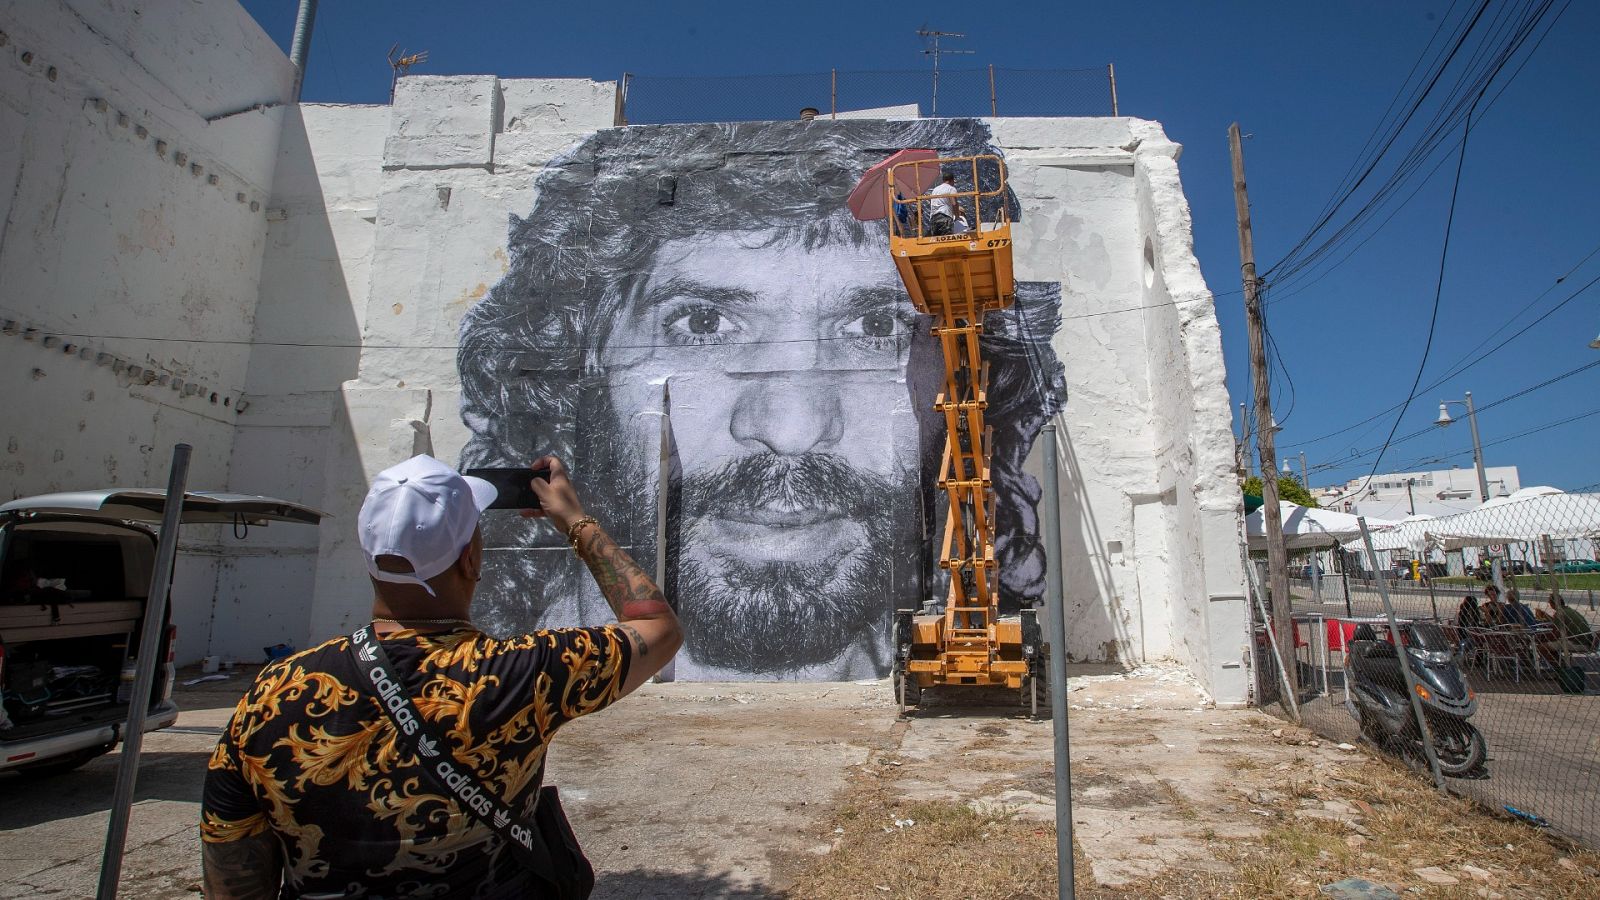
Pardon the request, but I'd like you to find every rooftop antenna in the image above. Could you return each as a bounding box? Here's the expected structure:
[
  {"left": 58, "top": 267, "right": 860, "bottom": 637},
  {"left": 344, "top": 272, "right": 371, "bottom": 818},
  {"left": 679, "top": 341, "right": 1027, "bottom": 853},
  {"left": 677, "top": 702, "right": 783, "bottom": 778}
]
[
  {"left": 388, "top": 44, "right": 429, "bottom": 102},
  {"left": 917, "top": 27, "right": 973, "bottom": 117}
]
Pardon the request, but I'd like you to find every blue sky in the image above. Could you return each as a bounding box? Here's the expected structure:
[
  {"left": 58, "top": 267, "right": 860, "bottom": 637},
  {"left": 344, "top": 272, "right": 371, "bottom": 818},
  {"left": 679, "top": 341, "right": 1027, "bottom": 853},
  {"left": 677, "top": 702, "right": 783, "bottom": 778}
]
[{"left": 241, "top": 1, "right": 1600, "bottom": 492}]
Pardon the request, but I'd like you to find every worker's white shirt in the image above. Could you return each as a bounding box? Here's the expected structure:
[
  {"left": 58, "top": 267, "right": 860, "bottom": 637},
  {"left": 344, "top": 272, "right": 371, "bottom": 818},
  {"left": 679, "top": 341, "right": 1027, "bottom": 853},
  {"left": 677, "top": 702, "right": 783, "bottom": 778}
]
[{"left": 928, "top": 182, "right": 958, "bottom": 218}]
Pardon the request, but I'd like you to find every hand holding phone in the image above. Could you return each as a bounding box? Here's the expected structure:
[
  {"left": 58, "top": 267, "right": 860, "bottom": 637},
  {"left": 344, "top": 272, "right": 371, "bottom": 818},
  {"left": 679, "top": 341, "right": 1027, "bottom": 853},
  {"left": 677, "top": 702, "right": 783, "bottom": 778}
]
[{"left": 465, "top": 466, "right": 551, "bottom": 510}]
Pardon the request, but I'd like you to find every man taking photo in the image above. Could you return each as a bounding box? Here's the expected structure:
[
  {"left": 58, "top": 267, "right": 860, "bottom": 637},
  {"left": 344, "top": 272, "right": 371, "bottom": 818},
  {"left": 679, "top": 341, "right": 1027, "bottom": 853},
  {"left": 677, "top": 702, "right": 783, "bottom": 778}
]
[{"left": 199, "top": 454, "right": 680, "bottom": 898}]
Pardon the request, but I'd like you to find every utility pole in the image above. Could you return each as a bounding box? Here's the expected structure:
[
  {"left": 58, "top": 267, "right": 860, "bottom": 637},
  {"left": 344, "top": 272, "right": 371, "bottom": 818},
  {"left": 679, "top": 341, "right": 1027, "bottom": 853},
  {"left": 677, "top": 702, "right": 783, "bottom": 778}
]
[
  {"left": 917, "top": 27, "right": 974, "bottom": 116},
  {"left": 1230, "top": 122, "right": 1298, "bottom": 710}
]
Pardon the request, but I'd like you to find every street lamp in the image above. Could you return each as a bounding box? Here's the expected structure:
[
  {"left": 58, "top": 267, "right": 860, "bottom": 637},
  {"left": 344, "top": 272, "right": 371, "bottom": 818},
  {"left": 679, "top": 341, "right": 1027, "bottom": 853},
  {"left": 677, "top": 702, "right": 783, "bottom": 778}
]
[
  {"left": 1436, "top": 391, "right": 1500, "bottom": 590},
  {"left": 1434, "top": 392, "right": 1490, "bottom": 503}
]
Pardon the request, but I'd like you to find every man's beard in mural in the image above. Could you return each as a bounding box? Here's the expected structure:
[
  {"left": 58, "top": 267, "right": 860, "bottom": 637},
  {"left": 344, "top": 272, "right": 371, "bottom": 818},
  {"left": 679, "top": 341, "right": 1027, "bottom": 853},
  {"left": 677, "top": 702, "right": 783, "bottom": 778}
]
[{"left": 674, "top": 451, "right": 915, "bottom": 673}]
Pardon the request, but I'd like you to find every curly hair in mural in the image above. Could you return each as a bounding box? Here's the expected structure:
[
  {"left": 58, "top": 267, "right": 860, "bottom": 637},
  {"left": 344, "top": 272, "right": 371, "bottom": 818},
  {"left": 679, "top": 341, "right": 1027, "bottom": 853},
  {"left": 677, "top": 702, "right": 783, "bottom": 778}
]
[{"left": 458, "top": 118, "right": 1065, "bottom": 680}]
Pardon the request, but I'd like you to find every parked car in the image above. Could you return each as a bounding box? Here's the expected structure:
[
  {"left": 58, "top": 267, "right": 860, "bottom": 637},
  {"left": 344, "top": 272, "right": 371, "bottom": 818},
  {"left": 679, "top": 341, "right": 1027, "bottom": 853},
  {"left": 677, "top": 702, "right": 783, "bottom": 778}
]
[
  {"left": 1551, "top": 559, "right": 1600, "bottom": 574},
  {"left": 1, "top": 490, "right": 320, "bottom": 776}
]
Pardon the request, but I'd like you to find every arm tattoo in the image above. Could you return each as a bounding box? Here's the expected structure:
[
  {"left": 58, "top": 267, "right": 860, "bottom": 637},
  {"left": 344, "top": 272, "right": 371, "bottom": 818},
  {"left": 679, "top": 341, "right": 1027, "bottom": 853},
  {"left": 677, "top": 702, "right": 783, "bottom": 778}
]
[
  {"left": 202, "top": 834, "right": 282, "bottom": 900},
  {"left": 575, "top": 524, "right": 672, "bottom": 620},
  {"left": 619, "top": 622, "right": 650, "bottom": 656}
]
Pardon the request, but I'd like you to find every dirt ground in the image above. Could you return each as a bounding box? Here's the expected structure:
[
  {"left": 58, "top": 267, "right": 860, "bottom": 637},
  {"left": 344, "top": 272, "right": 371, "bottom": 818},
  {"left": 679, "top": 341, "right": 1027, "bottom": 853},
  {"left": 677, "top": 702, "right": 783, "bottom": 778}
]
[{"left": 1, "top": 664, "right": 1595, "bottom": 898}]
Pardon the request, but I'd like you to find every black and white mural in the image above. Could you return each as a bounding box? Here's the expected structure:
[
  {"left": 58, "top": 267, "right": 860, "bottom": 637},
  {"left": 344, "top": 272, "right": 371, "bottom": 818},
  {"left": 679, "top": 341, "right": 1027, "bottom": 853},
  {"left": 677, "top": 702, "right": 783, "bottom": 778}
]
[{"left": 458, "top": 118, "right": 1066, "bottom": 680}]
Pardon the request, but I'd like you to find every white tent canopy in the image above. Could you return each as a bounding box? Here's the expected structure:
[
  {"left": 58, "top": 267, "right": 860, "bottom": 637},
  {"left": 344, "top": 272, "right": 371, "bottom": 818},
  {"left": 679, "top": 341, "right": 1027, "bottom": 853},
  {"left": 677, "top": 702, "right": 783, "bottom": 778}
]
[
  {"left": 1246, "top": 502, "right": 1397, "bottom": 551},
  {"left": 1362, "top": 514, "right": 1435, "bottom": 552},
  {"left": 1423, "top": 490, "right": 1600, "bottom": 550}
]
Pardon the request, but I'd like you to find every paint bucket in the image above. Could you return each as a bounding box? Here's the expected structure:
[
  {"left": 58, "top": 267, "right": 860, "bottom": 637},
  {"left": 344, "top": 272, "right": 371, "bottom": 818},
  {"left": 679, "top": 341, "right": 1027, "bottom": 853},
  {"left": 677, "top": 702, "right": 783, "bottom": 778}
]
[{"left": 201, "top": 656, "right": 220, "bottom": 674}]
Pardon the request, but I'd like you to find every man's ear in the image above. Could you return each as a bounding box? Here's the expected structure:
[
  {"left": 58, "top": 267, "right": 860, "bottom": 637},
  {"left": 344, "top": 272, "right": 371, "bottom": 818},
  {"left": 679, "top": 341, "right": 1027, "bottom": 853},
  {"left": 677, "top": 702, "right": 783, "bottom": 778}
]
[{"left": 458, "top": 528, "right": 484, "bottom": 582}]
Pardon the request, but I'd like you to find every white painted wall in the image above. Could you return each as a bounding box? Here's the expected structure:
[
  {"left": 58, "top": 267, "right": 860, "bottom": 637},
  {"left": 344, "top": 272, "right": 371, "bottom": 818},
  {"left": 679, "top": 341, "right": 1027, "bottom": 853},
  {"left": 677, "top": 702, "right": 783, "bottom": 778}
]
[
  {"left": 0, "top": 1, "right": 1249, "bottom": 699},
  {"left": 0, "top": 0, "right": 294, "bottom": 661}
]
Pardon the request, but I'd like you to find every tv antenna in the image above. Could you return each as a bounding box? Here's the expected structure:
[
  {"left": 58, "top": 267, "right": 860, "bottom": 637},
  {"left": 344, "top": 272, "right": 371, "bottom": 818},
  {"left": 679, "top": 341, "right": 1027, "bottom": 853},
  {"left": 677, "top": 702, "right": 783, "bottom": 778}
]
[
  {"left": 917, "top": 27, "right": 973, "bottom": 116},
  {"left": 388, "top": 44, "right": 429, "bottom": 101}
]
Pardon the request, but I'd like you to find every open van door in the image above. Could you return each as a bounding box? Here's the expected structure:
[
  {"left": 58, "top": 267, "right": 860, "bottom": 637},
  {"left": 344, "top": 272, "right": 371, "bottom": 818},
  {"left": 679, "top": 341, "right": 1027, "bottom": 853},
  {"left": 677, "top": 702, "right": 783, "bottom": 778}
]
[{"left": 0, "top": 489, "right": 326, "bottom": 527}]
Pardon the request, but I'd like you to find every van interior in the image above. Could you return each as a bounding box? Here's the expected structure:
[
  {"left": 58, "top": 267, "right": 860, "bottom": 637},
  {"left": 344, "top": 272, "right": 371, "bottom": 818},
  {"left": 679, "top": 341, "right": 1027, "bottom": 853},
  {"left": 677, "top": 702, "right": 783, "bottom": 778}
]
[{"left": 1, "top": 520, "right": 163, "bottom": 740}]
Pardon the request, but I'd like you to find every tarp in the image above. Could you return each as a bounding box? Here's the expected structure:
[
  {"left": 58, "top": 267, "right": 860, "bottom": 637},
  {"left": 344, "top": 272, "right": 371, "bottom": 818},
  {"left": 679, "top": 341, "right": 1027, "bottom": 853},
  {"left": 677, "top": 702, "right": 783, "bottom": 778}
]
[
  {"left": 1246, "top": 502, "right": 1397, "bottom": 551},
  {"left": 1423, "top": 490, "right": 1600, "bottom": 550}
]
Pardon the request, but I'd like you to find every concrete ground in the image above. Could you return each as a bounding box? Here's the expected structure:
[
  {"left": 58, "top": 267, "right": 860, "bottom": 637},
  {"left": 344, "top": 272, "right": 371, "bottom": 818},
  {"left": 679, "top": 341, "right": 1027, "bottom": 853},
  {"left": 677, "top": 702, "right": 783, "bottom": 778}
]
[{"left": 0, "top": 664, "right": 1428, "bottom": 897}]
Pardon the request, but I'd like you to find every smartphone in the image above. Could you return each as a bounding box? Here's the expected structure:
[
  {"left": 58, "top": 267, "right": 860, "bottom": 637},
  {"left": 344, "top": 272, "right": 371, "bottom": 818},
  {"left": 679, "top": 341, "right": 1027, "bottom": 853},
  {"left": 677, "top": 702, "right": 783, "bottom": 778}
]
[{"left": 464, "top": 467, "right": 551, "bottom": 510}]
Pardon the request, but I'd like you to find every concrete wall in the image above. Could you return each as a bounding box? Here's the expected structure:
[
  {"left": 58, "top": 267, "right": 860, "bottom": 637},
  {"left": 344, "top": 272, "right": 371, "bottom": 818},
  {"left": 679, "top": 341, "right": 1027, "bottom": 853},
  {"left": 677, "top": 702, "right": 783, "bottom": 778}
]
[{"left": 0, "top": 0, "right": 294, "bottom": 660}]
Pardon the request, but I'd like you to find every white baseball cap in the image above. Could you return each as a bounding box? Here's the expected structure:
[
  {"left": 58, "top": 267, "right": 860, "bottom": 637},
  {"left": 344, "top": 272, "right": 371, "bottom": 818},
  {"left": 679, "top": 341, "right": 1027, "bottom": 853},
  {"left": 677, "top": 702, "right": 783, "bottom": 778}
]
[{"left": 358, "top": 455, "right": 498, "bottom": 596}]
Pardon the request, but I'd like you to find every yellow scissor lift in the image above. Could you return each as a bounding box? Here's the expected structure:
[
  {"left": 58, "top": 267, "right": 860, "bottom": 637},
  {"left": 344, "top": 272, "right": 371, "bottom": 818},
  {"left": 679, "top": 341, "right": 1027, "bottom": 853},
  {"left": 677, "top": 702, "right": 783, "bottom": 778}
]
[{"left": 887, "top": 155, "right": 1044, "bottom": 715}]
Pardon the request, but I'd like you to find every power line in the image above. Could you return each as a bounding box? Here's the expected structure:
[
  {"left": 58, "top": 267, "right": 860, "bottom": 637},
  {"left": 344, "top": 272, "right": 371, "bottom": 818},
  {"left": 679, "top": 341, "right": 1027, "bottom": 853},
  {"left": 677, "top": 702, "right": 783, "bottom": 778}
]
[
  {"left": 1307, "top": 356, "right": 1600, "bottom": 474},
  {"left": 1264, "top": 0, "right": 1571, "bottom": 307},
  {"left": 1266, "top": 0, "right": 1564, "bottom": 292},
  {"left": 1279, "top": 239, "right": 1600, "bottom": 454},
  {"left": 1336, "top": 70, "right": 1488, "bottom": 502}
]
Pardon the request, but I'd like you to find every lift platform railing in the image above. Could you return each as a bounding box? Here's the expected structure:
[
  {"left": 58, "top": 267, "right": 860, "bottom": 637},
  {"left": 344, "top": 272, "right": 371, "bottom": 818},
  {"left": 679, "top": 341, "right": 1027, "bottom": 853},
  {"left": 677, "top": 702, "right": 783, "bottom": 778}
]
[{"left": 887, "top": 154, "right": 1010, "bottom": 241}]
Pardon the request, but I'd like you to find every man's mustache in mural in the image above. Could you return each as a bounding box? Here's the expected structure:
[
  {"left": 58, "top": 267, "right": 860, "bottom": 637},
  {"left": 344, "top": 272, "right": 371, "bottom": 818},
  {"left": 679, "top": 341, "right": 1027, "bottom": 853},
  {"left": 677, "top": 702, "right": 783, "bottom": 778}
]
[
  {"left": 679, "top": 451, "right": 894, "bottom": 524},
  {"left": 675, "top": 451, "right": 910, "bottom": 672}
]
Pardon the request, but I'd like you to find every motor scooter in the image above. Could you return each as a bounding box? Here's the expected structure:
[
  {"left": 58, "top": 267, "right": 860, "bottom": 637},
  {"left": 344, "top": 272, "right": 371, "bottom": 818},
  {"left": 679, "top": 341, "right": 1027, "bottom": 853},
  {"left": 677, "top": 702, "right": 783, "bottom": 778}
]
[{"left": 1344, "top": 621, "right": 1487, "bottom": 777}]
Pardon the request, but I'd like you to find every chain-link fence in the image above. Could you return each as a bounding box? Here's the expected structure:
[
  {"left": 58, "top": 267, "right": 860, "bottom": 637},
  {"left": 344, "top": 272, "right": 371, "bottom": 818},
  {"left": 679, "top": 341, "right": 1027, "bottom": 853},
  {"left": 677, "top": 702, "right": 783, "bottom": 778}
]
[
  {"left": 1251, "top": 491, "right": 1600, "bottom": 848},
  {"left": 619, "top": 66, "right": 1117, "bottom": 125}
]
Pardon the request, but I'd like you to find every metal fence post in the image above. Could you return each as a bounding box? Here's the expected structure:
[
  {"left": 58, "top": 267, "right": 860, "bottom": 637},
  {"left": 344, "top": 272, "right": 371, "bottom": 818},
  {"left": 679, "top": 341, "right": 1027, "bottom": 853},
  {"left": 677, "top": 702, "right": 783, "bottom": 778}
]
[
  {"left": 97, "top": 443, "right": 190, "bottom": 899},
  {"left": 1246, "top": 562, "right": 1300, "bottom": 723},
  {"left": 988, "top": 64, "right": 997, "bottom": 117},
  {"left": 613, "top": 72, "right": 631, "bottom": 126},
  {"left": 830, "top": 68, "right": 837, "bottom": 119},
  {"left": 1106, "top": 63, "right": 1119, "bottom": 116},
  {"left": 1358, "top": 517, "right": 1446, "bottom": 791},
  {"left": 1040, "top": 424, "right": 1075, "bottom": 900}
]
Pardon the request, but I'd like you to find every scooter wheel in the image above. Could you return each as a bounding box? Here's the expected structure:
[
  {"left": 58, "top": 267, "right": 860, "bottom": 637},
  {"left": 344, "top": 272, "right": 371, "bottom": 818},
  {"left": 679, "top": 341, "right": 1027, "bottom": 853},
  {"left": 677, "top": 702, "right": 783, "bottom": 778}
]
[{"left": 1432, "top": 722, "right": 1487, "bottom": 777}]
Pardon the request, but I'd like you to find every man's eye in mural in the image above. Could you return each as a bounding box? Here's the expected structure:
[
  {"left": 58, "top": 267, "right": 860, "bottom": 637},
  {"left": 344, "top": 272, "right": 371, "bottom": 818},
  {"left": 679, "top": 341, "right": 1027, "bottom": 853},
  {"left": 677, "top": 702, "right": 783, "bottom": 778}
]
[
  {"left": 663, "top": 304, "right": 740, "bottom": 345},
  {"left": 838, "top": 309, "right": 915, "bottom": 350}
]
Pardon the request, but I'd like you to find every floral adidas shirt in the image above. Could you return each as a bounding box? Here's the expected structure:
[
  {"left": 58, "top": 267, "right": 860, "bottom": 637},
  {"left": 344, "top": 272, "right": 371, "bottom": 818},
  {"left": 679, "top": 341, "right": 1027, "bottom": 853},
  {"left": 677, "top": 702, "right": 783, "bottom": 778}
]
[{"left": 201, "top": 625, "right": 631, "bottom": 899}]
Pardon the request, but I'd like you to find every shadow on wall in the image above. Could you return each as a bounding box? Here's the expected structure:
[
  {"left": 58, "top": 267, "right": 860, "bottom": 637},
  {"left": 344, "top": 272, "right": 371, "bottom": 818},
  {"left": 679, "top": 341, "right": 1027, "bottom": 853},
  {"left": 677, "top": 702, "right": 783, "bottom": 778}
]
[
  {"left": 1056, "top": 423, "right": 1126, "bottom": 664},
  {"left": 232, "top": 106, "right": 371, "bottom": 657}
]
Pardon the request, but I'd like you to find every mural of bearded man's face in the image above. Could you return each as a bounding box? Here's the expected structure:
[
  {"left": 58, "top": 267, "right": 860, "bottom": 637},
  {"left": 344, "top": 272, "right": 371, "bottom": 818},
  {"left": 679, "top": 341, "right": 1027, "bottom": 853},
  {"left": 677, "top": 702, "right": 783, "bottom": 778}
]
[{"left": 591, "top": 229, "right": 932, "bottom": 679}]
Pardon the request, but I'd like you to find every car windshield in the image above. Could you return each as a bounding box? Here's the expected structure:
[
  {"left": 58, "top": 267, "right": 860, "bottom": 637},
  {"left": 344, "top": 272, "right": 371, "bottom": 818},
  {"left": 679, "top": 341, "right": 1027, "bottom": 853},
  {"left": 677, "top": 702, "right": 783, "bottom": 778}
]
[{"left": 1409, "top": 622, "right": 1451, "bottom": 652}]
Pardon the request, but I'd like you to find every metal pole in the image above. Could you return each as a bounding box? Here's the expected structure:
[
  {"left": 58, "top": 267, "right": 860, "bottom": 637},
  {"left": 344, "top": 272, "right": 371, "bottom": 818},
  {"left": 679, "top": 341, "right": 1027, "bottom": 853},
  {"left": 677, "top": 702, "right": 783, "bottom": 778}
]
[
  {"left": 652, "top": 383, "right": 674, "bottom": 682},
  {"left": 613, "top": 72, "right": 630, "bottom": 126},
  {"left": 1040, "top": 424, "right": 1074, "bottom": 900},
  {"left": 1301, "top": 452, "right": 1322, "bottom": 603},
  {"left": 1358, "top": 517, "right": 1446, "bottom": 791},
  {"left": 1106, "top": 63, "right": 1119, "bottom": 116},
  {"left": 1463, "top": 392, "right": 1505, "bottom": 592},
  {"left": 988, "top": 64, "right": 997, "bottom": 117},
  {"left": 287, "top": 0, "right": 318, "bottom": 103},
  {"left": 1245, "top": 562, "right": 1300, "bottom": 722},
  {"left": 97, "top": 444, "right": 191, "bottom": 899},
  {"left": 830, "top": 69, "right": 837, "bottom": 119},
  {"left": 1231, "top": 122, "right": 1297, "bottom": 701},
  {"left": 1464, "top": 393, "right": 1489, "bottom": 503}
]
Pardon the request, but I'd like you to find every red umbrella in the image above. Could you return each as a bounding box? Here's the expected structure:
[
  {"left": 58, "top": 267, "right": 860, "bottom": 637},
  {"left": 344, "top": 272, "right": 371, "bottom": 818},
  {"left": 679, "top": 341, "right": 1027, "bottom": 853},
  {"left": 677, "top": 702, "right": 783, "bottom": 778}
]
[{"left": 847, "top": 148, "right": 942, "bottom": 221}]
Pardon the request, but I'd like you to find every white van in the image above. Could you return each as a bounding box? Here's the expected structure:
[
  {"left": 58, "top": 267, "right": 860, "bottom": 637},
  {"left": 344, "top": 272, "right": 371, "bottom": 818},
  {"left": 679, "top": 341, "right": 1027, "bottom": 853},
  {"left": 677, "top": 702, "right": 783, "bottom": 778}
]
[{"left": 0, "top": 490, "right": 320, "bottom": 775}]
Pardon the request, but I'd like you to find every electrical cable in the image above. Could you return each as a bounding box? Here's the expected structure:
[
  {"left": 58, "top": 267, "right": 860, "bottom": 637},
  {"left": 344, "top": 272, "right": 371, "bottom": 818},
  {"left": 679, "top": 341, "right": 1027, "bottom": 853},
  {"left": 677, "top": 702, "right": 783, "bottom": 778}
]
[
  {"left": 1283, "top": 261, "right": 1600, "bottom": 456},
  {"left": 1266, "top": 0, "right": 1564, "bottom": 294},
  {"left": 1264, "top": 0, "right": 1571, "bottom": 306},
  {"left": 1306, "top": 357, "right": 1600, "bottom": 474},
  {"left": 1331, "top": 77, "right": 1484, "bottom": 501}
]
